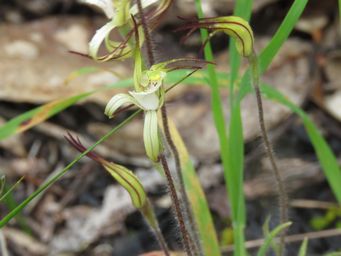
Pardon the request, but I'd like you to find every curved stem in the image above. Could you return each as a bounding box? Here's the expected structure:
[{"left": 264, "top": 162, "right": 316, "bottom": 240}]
[{"left": 249, "top": 52, "right": 288, "bottom": 255}]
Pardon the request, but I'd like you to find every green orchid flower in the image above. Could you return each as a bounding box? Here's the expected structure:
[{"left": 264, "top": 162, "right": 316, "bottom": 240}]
[
  {"left": 105, "top": 54, "right": 209, "bottom": 162},
  {"left": 80, "top": 0, "right": 171, "bottom": 61},
  {"left": 104, "top": 67, "right": 165, "bottom": 162}
]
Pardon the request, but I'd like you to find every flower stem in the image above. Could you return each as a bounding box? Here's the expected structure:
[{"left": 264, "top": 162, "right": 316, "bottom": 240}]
[
  {"left": 159, "top": 154, "right": 194, "bottom": 256},
  {"left": 140, "top": 200, "right": 170, "bottom": 256},
  {"left": 249, "top": 52, "right": 288, "bottom": 255},
  {"left": 160, "top": 104, "right": 203, "bottom": 256},
  {"left": 136, "top": 1, "right": 197, "bottom": 255},
  {"left": 136, "top": 0, "right": 155, "bottom": 67}
]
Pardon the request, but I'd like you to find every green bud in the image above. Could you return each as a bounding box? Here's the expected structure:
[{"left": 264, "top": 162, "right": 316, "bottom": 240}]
[{"left": 103, "top": 162, "right": 147, "bottom": 208}]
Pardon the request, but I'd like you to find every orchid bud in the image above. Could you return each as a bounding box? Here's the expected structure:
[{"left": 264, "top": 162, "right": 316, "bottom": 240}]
[
  {"left": 178, "top": 16, "right": 254, "bottom": 57},
  {"left": 66, "top": 134, "right": 146, "bottom": 208},
  {"left": 103, "top": 162, "right": 146, "bottom": 208}
]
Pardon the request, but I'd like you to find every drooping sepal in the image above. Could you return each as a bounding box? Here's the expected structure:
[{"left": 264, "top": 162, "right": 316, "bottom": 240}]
[
  {"left": 143, "top": 110, "right": 161, "bottom": 162},
  {"left": 104, "top": 93, "right": 138, "bottom": 118}
]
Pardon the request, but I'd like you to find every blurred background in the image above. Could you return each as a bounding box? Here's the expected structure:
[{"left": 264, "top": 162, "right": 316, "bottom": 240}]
[{"left": 0, "top": 0, "right": 341, "bottom": 255}]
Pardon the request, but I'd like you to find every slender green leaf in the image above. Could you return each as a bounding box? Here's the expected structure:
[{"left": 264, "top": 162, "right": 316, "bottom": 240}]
[
  {"left": 0, "top": 110, "right": 141, "bottom": 227},
  {"left": 193, "top": 0, "right": 246, "bottom": 255},
  {"left": 168, "top": 119, "right": 221, "bottom": 256},
  {"left": 339, "top": 0, "right": 341, "bottom": 30},
  {"left": 238, "top": 0, "right": 308, "bottom": 99},
  {"left": 0, "top": 177, "right": 24, "bottom": 202},
  {"left": 257, "top": 222, "right": 292, "bottom": 256},
  {"left": 64, "top": 66, "right": 101, "bottom": 84},
  {"left": 298, "top": 238, "right": 309, "bottom": 256},
  {"left": 0, "top": 92, "right": 93, "bottom": 140},
  {"left": 228, "top": 1, "right": 253, "bottom": 254},
  {"left": 261, "top": 84, "right": 341, "bottom": 203},
  {"left": 0, "top": 175, "right": 5, "bottom": 196},
  {"left": 258, "top": 0, "right": 309, "bottom": 73}
]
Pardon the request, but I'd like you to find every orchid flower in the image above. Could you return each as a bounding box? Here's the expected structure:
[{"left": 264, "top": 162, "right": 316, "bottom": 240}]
[
  {"left": 79, "top": 0, "right": 170, "bottom": 61},
  {"left": 105, "top": 54, "right": 209, "bottom": 162},
  {"left": 104, "top": 64, "right": 165, "bottom": 162}
]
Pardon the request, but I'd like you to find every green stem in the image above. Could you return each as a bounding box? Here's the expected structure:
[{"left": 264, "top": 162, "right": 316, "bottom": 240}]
[{"left": 141, "top": 200, "right": 170, "bottom": 256}]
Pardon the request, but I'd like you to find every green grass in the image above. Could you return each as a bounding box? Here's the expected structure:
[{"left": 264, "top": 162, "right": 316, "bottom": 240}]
[
  {"left": 2, "top": 1, "right": 341, "bottom": 254},
  {"left": 298, "top": 238, "right": 309, "bottom": 256},
  {"left": 193, "top": 0, "right": 246, "bottom": 254},
  {"left": 257, "top": 222, "right": 292, "bottom": 256},
  {"left": 193, "top": 0, "right": 308, "bottom": 255},
  {"left": 0, "top": 110, "right": 141, "bottom": 227}
]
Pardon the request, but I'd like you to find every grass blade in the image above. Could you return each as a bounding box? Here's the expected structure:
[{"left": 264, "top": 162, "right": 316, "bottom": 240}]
[
  {"left": 228, "top": 0, "right": 253, "bottom": 254},
  {"left": 193, "top": 0, "right": 248, "bottom": 254},
  {"left": 298, "top": 238, "right": 309, "bottom": 256},
  {"left": 258, "top": 0, "right": 308, "bottom": 73},
  {"left": 339, "top": 0, "right": 341, "bottom": 29},
  {"left": 260, "top": 84, "right": 341, "bottom": 204},
  {"left": 168, "top": 118, "right": 221, "bottom": 256},
  {"left": 238, "top": 0, "right": 308, "bottom": 99},
  {"left": 0, "top": 92, "right": 93, "bottom": 140},
  {"left": 0, "top": 177, "right": 24, "bottom": 202},
  {"left": 257, "top": 222, "right": 292, "bottom": 256},
  {"left": 0, "top": 110, "right": 141, "bottom": 227}
]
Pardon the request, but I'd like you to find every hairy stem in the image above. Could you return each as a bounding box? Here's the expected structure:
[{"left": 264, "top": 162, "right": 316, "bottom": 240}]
[
  {"left": 160, "top": 104, "right": 203, "bottom": 256},
  {"left": 249, "top": 53, "right": 288, "bottom": 255},
  {"left": 136, "top": 0, "right": 155, "bottom": 66},
  {"left": 141, "top": 200, "right": 170, "bottom": 256},
  {"left": 160, "top": 154, "right": 193, "bottom": 256}
]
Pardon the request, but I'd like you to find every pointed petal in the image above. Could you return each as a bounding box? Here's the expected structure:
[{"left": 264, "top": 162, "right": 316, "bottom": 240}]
[
  {"left": 143, "top": 111, "right": 160, "bottom": 162},
  {"left": 89, "top": 20, "right": 117, "bottom": 60},
  {"left": 79, "top": 0, "right": 115, "bottom": 19},
  {"left": 104, "top": 162, "right": 146, "bottom": 208},
  {"left": 104, "top": 93, "right": 137, "bottom": 118}
]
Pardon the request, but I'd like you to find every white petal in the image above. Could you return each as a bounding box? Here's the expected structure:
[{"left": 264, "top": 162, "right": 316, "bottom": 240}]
[
  {"left": 143, "top": 111, "right": 160, "bottom": 162},
  {"left": 89, "top": 20, "right": 116, "bottom": 60},
  {"left": 105, "top": 93, "right": 137, "bottom": 117},
  {"left": 79, "top": 0, "right": 115, "bottom": 18},
  {"left": 129, "top": 91, "right": 160, "bottom": 111}
]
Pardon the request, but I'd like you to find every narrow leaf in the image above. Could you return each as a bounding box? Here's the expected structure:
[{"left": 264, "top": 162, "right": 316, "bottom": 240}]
[
  {"left": 257, "top": 222, "right": 292, "bottom": 256},
  {"left": 0, "top": 177, "right": 24, "bottom": 202},
  {"left": 261, "top": 84, "right": 341, "bottom": 204},
  {"left": 0, "top": 110, "right": 140, "bottom": 227},
  {"left": 298, "top": 238, "right": 308, "bottom": 256},
  {"left": 167, "top": 118, "right": 221, "bottom": 256}
]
